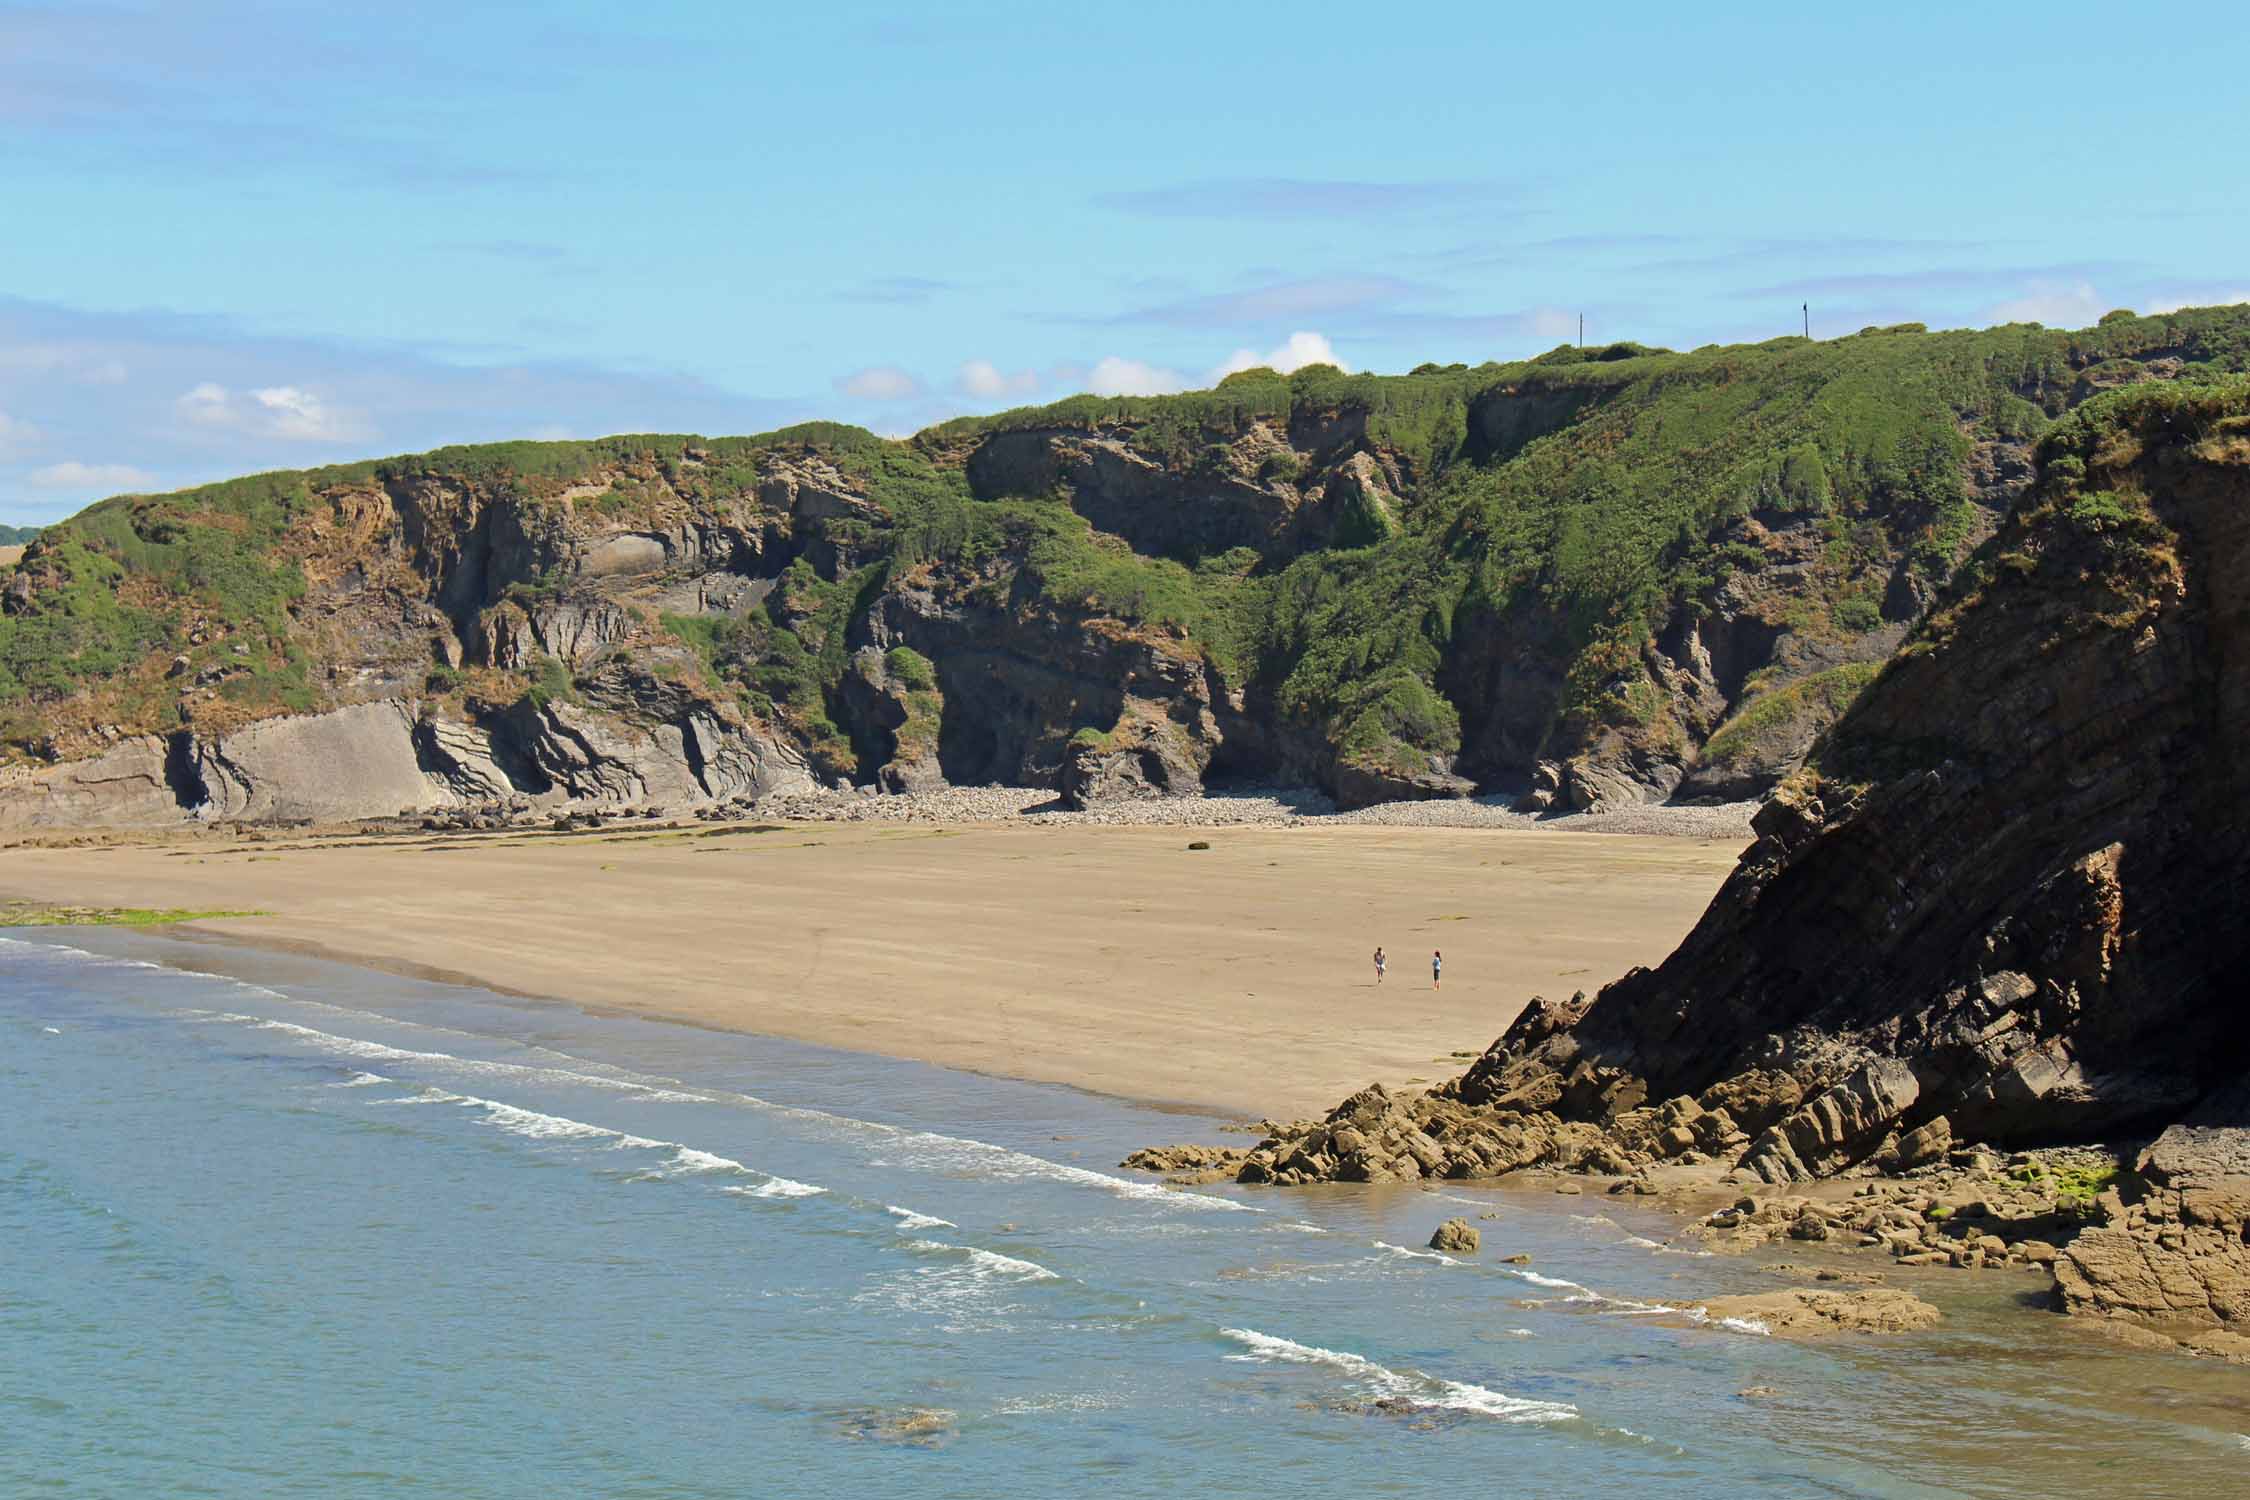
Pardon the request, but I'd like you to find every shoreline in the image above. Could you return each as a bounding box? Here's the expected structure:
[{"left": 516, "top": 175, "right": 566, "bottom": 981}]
[{"left": 0, "top": 813, "right": 1748, "bottom": 1120}]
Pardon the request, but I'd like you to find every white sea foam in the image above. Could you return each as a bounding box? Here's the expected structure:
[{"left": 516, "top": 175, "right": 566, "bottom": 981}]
[
  {"left": 1218, "top": 1328, "right": 1576, "bottom": 1424},
  {"left": 334, "top": 1071, "right": 391, "bottom": 1087},
  {"left": 1373, "top": 1240, "right": 1459, "bottom": 1266},
  {"left": 196, "top": 987, "right": 1247, "bottom": 1218},
  {"left": 885, "top": 1206, "right": 956, "bottom": 1230},
  {"left": 1621, "top": 1233, "right": 1714, "bottom": 1258},
  {"left": 195, "top": 1012, "right": 707, "bottom": 1101},
  {"left": 965, "top": 1248, "right": 1057, "bottom": 1280},
  {"left": 2, "top": 940, "right": 96, "bottom": 960},
  {"left": 1507, "top": 1328, "right": 1536, "bottom": 1337},
  {"left": 359, "top": 1084, "right": 823, "bottom": 1198},
  {"left": 42, "top": 1026, "right": 61, "bottom": 1035},
  {"left": 372, "top": 1086, "right": 469, "bottom": 1105},
  {"left": 885, "top": 1128, "right": 1258, "bottom": 1212},
  {"left": 902, "top": 1238, "right": 1057, "bottom": 1280},
  {"left": 475, "top": 1100, "right": 620, "bottom": 1142},
  {"left": 1515, "top": 1270, "right": 1592, "bottom": 1293},
  {"left": 1684, "top": 1307, "right": 1771, "bottom": 1336},
  {"left": 1273, "top": 1221, "right": 1327, "bottom": 1234},
  {"left": 735, "top": 1177, "right": 826, "bottom": 1199}
]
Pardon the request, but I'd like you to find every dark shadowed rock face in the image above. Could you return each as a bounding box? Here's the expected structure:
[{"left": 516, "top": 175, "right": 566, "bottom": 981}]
[
  {"left": 1205, "top": 382, "right": 2250, "bottom": 1201},
  {"left": 1566, "top": 381, "right": 2250, "bottom": 1159}
]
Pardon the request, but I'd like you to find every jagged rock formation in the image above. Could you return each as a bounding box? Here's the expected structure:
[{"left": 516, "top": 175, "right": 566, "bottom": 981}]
[
  {"left": 4, "top": 310, "right": 2249, "bottom": 825},
  {"left": 1152, "top": 380, "right": 2250, "bottom": 1350}
]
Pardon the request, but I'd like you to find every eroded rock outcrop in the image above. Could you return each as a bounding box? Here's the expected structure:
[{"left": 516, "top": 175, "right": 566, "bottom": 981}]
[
  {"left": 2053, "top": 1093, "right": 2250, "bottom": 1356},
  {"left": 1137, "top": 383, "right": 2250, "bottom": 1352}
]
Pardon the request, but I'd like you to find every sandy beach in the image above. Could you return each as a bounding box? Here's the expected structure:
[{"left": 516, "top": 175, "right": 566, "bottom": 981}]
[{"left": 2, "top": 818, "right": 1745, "bottom": 1118}]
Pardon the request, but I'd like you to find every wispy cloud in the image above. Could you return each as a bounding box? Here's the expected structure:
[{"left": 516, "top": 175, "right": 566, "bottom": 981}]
[
  {"left": 176, "top": 382, "right": 366, "bottom": 443},
  {"left": 0, "top": 2, "right": 569, "bottom": 189},
  {"left": 1098, "top": 177, "right": 1525, "bottom": 222},
  {"left": 0, "top": 294, "right": 814, "bottom": 522},
  {"left": 835, "top": 366, "right": 923, "bottom": 401},
  {"left": 954, "top": 360, "right": 1042, "bottom": 400}
]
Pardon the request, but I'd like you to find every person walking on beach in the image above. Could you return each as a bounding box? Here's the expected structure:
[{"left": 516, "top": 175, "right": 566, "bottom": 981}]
[
  {"left": 1432, "top": 950, "right": 1443, "bottom": 990},
  {"left": 1373, "top": 947, "right": 1387, "bottom": 984}
]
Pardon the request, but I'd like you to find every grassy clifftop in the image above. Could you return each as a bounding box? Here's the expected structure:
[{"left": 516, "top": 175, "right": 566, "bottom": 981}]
[{"left": 5, "top": 305, "right": 2249, "bottom": 799}]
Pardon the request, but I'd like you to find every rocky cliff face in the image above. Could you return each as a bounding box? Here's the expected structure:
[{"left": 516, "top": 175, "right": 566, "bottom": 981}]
[
  {"left": 4, "top": 312, "right": 2248, "bottom": 826},
  {"left": 1569, "top": 380, "right": 2250, "bottom": 1160},
  {"left": 1231, "top": 379, "right": 2250, "bottom": 1181},
  {"left": 1190, "top": 384, "right": 2250, "bottom": 1353}
]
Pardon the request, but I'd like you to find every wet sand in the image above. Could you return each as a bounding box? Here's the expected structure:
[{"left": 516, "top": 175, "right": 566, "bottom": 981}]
[{"left": 2, "top": 819, "right": 1746, "bottom": 1118}]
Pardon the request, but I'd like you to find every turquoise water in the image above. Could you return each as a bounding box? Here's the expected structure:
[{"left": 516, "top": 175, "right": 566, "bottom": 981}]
[{"left": 5, "top": 930, "right": 2245, "bottom": 1498}]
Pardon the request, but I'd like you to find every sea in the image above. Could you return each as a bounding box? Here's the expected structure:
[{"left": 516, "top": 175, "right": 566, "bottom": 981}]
[{"left": 5, "top": 927, "right": 2245, "bottom": 1498}]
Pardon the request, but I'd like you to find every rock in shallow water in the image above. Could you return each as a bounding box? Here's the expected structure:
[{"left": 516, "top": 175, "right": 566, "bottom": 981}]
[
  {"left": 1428, "top": 1218, "right": 1480, "bottom": 1254},
  {"left": 1678, "top": 1288, "right": 1941, "bottom": 1338}
]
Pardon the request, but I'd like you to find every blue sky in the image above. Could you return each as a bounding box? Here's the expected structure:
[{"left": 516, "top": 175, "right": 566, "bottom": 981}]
[{"left": 3, "top": 0, "right": 2245, "bottom": 524}]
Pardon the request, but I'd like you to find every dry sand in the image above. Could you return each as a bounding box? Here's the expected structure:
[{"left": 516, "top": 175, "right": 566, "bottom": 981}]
[{"left": 2, "top": 819, "right": 1746, "bottom": 1119}]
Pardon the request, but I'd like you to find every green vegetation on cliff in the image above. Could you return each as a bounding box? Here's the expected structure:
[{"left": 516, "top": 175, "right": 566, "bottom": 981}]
[{"left": 6, "top": 306, "right": 2249, "bottom": 795}]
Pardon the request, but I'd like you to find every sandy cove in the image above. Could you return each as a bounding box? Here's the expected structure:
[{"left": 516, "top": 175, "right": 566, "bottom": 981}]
[{"left": 1, "top": 818, "right": 1744, "bottom": 1118}]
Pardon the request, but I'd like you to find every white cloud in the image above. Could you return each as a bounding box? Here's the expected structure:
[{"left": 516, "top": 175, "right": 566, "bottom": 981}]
[
  {"left": 0, "top": 409, "right": 38, "bottom": 455},
  {"left": 30, "top": 460, "right": 156, "bottom": 491},
  {"left": 1211, "top": 330, "right": 1348, "bottom": 380},
  {"left": 178, "top": 380, "right": 234, "bottom": 427},
  {"left": 2147, "top": 289, "right": 2250, "bottom": 315},
  {"left": 955, "top": 359, "right": 1042, "bottom": 400},
  {"left": 1086, "top": 355, "right": 1188, "bottom": 397},
  {"left": 176, "top": 380, "right": 360, "bottom": 441},
  {"left": 1985, "top": 281, "right": 2103, "bottom": 328},
  {"left": 250, "top": 385, "right": 349, "bottom": 439},
  {"left": 836, "top": 365, "right": 922, "bottom": 401}
]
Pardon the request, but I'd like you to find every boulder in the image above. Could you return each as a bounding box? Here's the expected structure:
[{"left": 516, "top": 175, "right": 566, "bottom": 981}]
[
  {"left": 1895, "top": 1116, "right": 1952, "bottom": 1169},
  {"left": 1428, "top": 1218, "right": 1480, "bottom": 1254}
]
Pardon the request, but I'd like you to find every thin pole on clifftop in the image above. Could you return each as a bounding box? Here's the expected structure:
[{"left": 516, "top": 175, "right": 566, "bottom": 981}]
[
  {"left": 1579, "top": 313, "right": 1583, "bottom": 347},
  {"left": 1803, "top": 303, "right": 1810, "bottom": 339}
]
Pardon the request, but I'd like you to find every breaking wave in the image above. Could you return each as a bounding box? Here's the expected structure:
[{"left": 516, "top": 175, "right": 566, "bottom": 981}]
[{"left": 1219, "top": 1328, "right": 1577, "bottom": 1424}]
